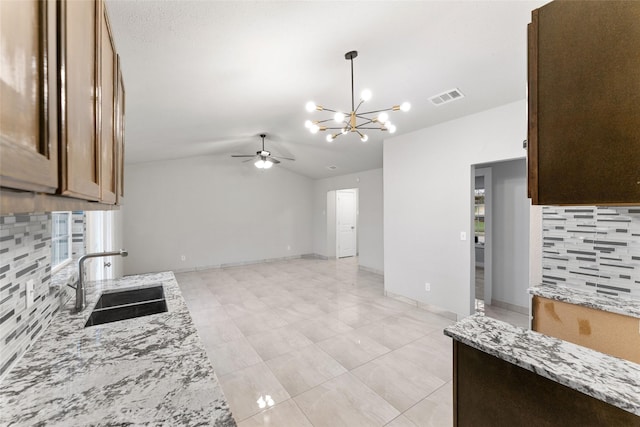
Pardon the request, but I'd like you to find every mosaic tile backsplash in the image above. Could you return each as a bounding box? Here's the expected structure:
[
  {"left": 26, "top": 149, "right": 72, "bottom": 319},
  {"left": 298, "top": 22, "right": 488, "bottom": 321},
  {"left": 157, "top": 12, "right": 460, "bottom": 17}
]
[
  {"left": 0, "top": 212, "right": 85, "bottom": 379},
  {"left": 542, "top": 206, "right": 640, "bottom": 299}
]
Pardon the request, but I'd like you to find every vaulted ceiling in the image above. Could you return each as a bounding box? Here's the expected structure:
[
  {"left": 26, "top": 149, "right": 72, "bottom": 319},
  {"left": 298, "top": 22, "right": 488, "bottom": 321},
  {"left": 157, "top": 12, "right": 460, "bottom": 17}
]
[{"left": 106, "top": 0, "right": 548, "bottom": 179}]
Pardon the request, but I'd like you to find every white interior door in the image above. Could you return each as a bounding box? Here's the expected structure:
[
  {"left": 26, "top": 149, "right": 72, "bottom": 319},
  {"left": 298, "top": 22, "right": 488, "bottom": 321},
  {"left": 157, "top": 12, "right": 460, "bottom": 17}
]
[{"left": 337, "top": 189, "right": 357, "bottom": 258}]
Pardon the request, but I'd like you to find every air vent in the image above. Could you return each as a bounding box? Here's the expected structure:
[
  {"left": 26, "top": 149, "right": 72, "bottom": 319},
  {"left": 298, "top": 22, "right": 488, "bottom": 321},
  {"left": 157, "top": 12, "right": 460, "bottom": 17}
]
[
  {"left": 429, "top": 88, "right": 464, "bottom": 106},
  {"left": 326, "top": 165, "right": 338, "bottom": 170}
]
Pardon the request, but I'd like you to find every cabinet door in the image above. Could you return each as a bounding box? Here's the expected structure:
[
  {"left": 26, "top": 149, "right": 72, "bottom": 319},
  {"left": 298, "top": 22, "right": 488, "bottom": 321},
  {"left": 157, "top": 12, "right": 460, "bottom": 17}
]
[
  {"left": 100, "top": 5, "right": 117, "bottom": 204},
  {"left": 0, "top": 0, "right": 58, "bottom": 193},
  {"left": 58, "top": 0, "right": 101, "bottom": 201},
  {"left": 528, "top": 1, "right": 640, "bottom": 205},
  {"left": 115, "top": 57, "right": 125, "bottom": 205}
]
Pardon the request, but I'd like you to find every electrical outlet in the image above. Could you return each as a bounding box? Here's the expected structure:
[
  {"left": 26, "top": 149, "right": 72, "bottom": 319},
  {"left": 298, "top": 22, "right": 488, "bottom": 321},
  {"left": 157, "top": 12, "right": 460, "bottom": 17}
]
[
  {"left": 425, "top": 282, "right": 431, "bottom": 292},
  {"left": 25, "top": 279, "right": 35, "bottom": 308},
  {"left": 180, "top": 255, "right": 186, "bottom": 261}
]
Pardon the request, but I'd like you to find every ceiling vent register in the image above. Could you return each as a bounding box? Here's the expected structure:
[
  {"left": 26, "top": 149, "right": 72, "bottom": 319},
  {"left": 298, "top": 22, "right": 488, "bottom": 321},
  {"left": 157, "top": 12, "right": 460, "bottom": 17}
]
[{"left": 429, "top": 88, "right": 464, "bottom": 106}]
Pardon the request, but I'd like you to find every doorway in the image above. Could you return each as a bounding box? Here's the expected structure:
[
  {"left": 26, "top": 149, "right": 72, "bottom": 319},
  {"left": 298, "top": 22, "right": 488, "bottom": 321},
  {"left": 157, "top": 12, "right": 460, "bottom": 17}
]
[
  {"left": 474, "top": 167, "right": 492, "bottom": 311},
  {"left": 472, "top": 159, "right": 530, "bottom": 329},
  {"left": 326, "top": 188, "right": 359, "bottom": 259}
]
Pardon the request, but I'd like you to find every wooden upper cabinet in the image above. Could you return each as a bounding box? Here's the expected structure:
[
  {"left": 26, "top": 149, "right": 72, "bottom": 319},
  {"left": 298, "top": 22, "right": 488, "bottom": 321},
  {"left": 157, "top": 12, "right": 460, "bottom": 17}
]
[
  {"left": 100, "top": 6, "right": 117, "bottom": 204},
  {"left": 58, "top": 0, "right": 101, "bottom": 201},
  {"left": 528, "top": 1, "right": 640, "bottom": 205},
  {"left": 115, "top": 57, "right": 125, "bottom": 205},
  {"left": 0, "top": 0, "right": 58, "bottom": 193}
]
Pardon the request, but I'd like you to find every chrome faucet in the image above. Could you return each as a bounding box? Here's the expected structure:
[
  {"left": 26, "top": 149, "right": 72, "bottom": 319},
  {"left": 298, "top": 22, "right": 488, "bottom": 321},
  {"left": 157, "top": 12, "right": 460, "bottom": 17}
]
[{"left": 72, "top": 249, "right": 128, "bottom": 311}]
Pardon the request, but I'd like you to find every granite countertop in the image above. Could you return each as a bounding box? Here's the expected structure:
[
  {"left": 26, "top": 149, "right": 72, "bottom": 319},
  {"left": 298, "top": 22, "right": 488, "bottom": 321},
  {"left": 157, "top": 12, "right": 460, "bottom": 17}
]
[
  {"left": 529, "top": 283, "right": 640, "bottom": 319},
  {"left": 444, "top": 315, "right": 640, "bottom": 417},
  {"left": 0, "top": 271, "right": 236, "bottom": 426}
]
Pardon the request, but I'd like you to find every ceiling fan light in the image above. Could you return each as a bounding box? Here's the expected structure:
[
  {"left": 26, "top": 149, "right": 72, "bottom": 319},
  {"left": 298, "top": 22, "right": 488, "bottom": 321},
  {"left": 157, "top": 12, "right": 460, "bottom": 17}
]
[
  {"left": 334, "top": 112, "right": 345, "bottom": 123},
  {"left": 305, "top": 101, "right": 317, "bottom": 112},
  {"left": 310, "top": 124, "right": 320, "bottom": 134},
  {"left": 377, "top": 112, "right": 389, "bottom": 124},
  {"left": 400, "top": 102, "right": 411, "bottom": 112},
  {"left": 361, "top": 89, "right": 372, "bottom": 101},
  {"left": 360, "top": 134, "right": 369, "bottom": 142},
  {"left": 254, "top": 159, "right": 265, "bottom": 169},
  {"left": 263, "top": 159, "right": 273, "bottom": 169}
]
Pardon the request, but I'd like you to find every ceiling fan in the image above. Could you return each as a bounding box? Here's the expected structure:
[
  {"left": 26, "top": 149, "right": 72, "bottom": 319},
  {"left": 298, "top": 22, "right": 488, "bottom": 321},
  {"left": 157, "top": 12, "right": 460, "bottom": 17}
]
[{"left": 231, "top": 134, "right": 295, "bottom": 169}]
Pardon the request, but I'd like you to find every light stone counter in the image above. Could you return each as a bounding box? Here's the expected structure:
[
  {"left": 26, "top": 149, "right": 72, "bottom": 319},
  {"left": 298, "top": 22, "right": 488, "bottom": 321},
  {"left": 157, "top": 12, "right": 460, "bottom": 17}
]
[
  {"left": 444, "top": 314, "right": 640, "bottom": 417},
  {"left": 0, "top": 271, "right": 236, "bottom": 426},
  {"left": 529, "top": 283, "right": 640, "bottom": 318}
]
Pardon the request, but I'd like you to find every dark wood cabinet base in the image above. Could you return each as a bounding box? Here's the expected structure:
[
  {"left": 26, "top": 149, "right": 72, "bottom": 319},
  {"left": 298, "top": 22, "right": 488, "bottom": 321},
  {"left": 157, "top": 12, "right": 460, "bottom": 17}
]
[{"left": 453, "top": 341, "right": 640, "bottom": 426}]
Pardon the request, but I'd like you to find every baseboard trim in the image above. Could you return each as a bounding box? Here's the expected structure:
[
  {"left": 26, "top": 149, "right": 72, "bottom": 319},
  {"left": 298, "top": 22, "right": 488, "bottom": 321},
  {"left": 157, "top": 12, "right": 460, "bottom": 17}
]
[
  {"left": 169, "top": 255, "right": 306, "bottom": 275},
  {"left": 359, "top": 265, "right": 384, "bottom": 276},
  {"left": 490, "top": 299, "right": 528, "bottom": 315},
  {"left": 301, "top": 253, "right": 328, "bottom": 260},
  {"left": 384, "top": 290, "right": 458, "bottom": 321}
]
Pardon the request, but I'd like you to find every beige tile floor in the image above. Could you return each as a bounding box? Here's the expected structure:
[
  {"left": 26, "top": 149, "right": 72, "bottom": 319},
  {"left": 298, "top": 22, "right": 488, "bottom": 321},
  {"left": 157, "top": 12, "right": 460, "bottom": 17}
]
[{"left": 176, "top": 257, "right": 457, "bottom": 426}]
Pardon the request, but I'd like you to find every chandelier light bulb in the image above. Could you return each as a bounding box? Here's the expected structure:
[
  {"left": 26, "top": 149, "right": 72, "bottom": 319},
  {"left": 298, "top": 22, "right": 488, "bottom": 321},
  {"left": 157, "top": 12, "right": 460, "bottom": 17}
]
[
  {"left": 341, "top": 127, "right": 348, "bottom": 135},
  {"left": 360, "top": 134, "right": 369, "bottom": 142},
  {"left": 310, "top": 124, "right": 320, "bottom": 134},
  {"left": 400, "top": 102, "right": 411, "bottom": 112},
  {"left": 388, "top": 124, "right": 397, "bottom": 133},
  {"left": 377, "top": 112, "right": 389, "bottom": 124},
  {"left": 326, "top": 134, "right": 334, "bottom": 142},
  {"left": 254, "top": 159, "right": 265, "bottom": 169},
  {"left": 306, "top": 101, "right": 317, "bottom": 112},
  {"left": 334, "top": 112, "right": 345, "bottom": 123},
  {"left": 304, "top": 120, "right": 313, "bottom": 129},
  {"left": 263, "top": 159, "right": 273, "bottom": 169},
  {"left": 361, "top": 89, "right": 372, "bottom": 101}
]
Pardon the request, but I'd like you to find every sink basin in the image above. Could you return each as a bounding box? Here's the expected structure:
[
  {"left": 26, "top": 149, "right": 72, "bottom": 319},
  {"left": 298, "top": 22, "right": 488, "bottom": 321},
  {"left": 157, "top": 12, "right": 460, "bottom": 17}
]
[
  {"left": 84, "top": 285, "right": 168, "bottom": 327},
  {"left": 94, "top": 285, "right": 165, "bottom": 309}
]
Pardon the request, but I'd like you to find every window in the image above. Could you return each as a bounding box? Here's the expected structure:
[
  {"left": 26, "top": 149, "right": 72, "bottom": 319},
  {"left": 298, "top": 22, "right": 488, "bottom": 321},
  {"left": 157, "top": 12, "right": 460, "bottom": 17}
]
[{"left": 52, "top": 211, "right": 72, "bottom": 272}]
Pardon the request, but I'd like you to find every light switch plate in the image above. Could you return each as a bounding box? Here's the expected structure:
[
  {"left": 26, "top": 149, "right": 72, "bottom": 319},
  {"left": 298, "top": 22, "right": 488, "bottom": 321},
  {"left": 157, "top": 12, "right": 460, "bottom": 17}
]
[{"left": 460, "top": 232, "right": 467, "bottom": 241}]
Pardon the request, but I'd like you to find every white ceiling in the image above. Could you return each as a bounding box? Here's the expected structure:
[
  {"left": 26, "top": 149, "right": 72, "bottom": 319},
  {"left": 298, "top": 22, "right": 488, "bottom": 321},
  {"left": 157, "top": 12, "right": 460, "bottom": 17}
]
[{"left": 106, "top": 0, "right": 548, "bottom": 179}]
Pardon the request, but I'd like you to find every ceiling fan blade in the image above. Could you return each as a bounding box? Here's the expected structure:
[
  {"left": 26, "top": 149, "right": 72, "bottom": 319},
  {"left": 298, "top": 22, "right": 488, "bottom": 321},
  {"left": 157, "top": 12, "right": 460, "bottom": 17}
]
[
  {"left": 269, "top": 158, "right": 281, "bottom": 164},
  {"left": 231, "top": 154, "right": 257, "bottom": 158},
  {"left": 271, "top": 156, "right": 295, "bottom": 161},
  {"left": 242, "top": 158, "right": 256, "bottom": 163}
]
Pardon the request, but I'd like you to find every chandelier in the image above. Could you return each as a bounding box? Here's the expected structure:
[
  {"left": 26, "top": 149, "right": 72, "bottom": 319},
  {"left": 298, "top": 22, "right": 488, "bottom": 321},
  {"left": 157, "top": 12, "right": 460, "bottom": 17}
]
[{"left": 305, "top": 51, "right": 410, "bottom": 143}]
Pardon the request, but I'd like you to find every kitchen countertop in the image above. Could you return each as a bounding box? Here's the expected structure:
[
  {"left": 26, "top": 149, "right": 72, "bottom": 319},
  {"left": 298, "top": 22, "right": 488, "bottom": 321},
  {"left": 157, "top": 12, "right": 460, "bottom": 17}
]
[
  {"left": 444, "top": 314, "right": 640, "bottom": 417},
  {"left": 529, "top": 283, "right": 640, "bottom": 319},
  {"left": 0, "top": 271, "right": 236, "bottom": 426}
]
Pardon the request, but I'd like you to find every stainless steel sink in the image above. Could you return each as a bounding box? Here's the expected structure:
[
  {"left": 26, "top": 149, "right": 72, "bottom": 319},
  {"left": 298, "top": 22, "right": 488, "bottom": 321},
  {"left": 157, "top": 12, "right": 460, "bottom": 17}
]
[{"left": 84, "top": 284, "right": 168, "bottom": 327}]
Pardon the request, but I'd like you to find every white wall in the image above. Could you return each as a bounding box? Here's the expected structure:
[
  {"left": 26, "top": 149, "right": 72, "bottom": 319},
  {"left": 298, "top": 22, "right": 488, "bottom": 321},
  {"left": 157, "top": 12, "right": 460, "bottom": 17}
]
[
  {"left": 489, "top": 158, "right": 530, "bottom": 309},
  {"left": 123, "top": 155, "right": 313, "bottom": 275},
  {"left": 384, "top": 100, "right": 529, "bottom": 318},
  {"left": 313, "top": 168, "right": 384, "bottom": 273}
]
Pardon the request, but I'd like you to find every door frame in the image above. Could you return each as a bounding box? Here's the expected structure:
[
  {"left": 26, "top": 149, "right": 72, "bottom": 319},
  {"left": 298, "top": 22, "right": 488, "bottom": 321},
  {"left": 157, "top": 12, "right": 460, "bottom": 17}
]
[
  {"left": 472, "top": 167, "right": 492, "bottom": 308},
  {"left": 336, "top": 188, "right": 358, "bottom": 258},
  {"left": 326, "top": 188, "right": 359, "bottom": 260}
]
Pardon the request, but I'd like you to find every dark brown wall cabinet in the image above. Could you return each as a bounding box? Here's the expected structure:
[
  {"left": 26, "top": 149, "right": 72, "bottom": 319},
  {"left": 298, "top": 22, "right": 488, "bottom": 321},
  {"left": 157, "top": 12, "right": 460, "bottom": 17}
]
[
  {"left": 0, "top": 0, "right": 125, "bottom": 213},
  {"left": 528, "top": 1, "right": 640, "bottom": 205}
]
